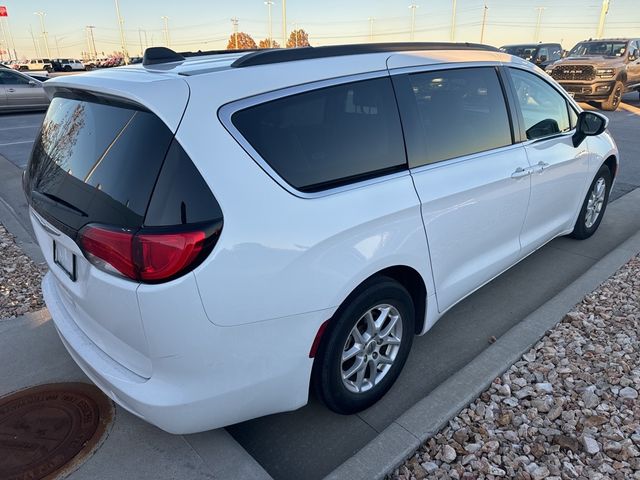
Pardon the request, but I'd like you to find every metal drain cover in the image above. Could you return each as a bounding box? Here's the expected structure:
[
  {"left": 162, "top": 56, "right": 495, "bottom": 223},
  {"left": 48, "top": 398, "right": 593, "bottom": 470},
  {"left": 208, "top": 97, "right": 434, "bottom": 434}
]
[{"left": 0, "top": 383, "right": 113, "bottom": 480}]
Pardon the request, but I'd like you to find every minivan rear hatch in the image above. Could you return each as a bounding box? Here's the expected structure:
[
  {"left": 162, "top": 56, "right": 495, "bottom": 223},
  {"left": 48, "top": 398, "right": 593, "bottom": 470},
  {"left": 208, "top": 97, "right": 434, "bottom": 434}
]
[{"left": 24, "top": 76, "right": 190, "bottom": 378}]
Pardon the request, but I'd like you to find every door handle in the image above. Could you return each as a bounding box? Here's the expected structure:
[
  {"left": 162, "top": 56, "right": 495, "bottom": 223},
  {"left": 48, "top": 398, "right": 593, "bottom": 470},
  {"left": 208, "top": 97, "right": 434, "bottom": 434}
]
[
  {"left": 511, "top": 167, "right": 531, "bottom": 179},
  {"left": 533, "top": 161, "right": 550, "bottom": 174},
  {"left": 7, "top": 88, "right": 15, "bottom": 92}
]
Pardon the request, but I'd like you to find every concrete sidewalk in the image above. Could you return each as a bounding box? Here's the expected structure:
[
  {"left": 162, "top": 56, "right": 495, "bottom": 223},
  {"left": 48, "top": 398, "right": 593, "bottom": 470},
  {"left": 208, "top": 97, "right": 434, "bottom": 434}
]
[{"left": 0, "top": 310, "right": 271, "bottom": 480}]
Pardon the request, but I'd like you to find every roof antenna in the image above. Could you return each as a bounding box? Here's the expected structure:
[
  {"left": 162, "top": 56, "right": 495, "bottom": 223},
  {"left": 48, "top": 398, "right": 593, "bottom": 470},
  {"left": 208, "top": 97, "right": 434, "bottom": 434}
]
[{"left": 143, "top": 46, "right": 185, "bottom": 66}]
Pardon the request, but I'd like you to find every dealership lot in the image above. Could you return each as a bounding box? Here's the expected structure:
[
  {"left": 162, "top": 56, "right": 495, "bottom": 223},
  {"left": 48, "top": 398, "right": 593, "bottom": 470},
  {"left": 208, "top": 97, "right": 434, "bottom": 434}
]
[{"left": 1, "top": 95, "right": 640, "bottom": 479}]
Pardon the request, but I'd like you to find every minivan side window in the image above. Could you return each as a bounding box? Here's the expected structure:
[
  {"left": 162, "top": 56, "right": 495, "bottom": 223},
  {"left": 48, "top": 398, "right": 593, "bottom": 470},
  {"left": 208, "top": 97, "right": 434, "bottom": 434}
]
[
  {"left": 400, "top": 67, "right": 512, "bottom": 167},
  {"left": 231, "top": 77, "right": 406, "bottom": 193},
  {"left": 508, "top": 68, "right": 571, "bottom": 140}
]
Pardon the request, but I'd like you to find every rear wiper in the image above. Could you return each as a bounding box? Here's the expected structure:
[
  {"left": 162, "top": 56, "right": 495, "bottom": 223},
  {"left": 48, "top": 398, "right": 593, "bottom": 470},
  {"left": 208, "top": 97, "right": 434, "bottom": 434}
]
[{"left": 33, "top": 191, "right": 88, "bottom": 217}]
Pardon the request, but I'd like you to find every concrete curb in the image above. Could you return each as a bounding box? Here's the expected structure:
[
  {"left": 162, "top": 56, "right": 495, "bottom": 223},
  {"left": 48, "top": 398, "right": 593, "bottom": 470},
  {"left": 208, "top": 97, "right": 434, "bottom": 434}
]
[{"left": 325, "top": 229, "right": 640, "bottom": 480}]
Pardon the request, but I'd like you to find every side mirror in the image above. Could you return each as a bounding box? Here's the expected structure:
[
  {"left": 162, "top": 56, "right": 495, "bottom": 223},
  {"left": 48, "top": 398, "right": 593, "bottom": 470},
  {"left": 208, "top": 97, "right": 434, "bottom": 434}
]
[
  {"left": 630, "top": 48, "right": 640, "bottom": 62},
  {"left": 28, "top": 80, "right": 37, "bottom": 87},
  {"left": 573, "top": 111, "right": 608, "bottom": 147},
  {"left": 537, "top": 55, "right": 547, "bottom": 63}
]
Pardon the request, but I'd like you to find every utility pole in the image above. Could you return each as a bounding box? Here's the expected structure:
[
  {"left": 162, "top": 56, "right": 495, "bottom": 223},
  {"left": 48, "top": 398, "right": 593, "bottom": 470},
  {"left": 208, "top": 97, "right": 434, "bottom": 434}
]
[
  {"left": 231, "top": 17, "right": 239, "bottom": 49},
  {"left": 534, "top": 7, "right": 545, "bottom": 42},
  {"left": 265, "top": 1, "right": 274, "bottom": 47},
  {"left": 596, "top": 0, "right": 610, "bottom": 38},
  {"left": 368, "top": 17, "right": 374, "bottom": 42},
  {"left": 450, "top": 0, "right": 457, "bottom": 41},
  {"left": 138, "top": 28, "right": 144, "bottom": 56},
  {"left": 480, "top": 2, "right": 488, "bottom": 44},
  {"left": 87, "top": 26, "right": 97, "bottom": 60},
  {"left": 409, "top": 3, "right": 419, "bottom": 41},
  {"left": 29, "top": 25, "right": 40, "bottom": 58},
  {"left": 2, "top": 16, "right": 17, "bottom": 60},
  {"left": 85, "top": 27, "right": 91, "bottom": 59},
  {"left": 161, "top": 16, "right": 170, "bottom": 47},
  {"left": 114, "top": 0, "right": 129, "bottom": 63},
  {"left": 34, "top": 12, "right": 51, "bottom": 59},
  {"left": 143, "top": 30, "right": 148, "bottom": 50},
  {"left": 282, "top": 0, "right": 287, "bottom": 48},
  {"left": 55, "top": 36, "right": 62, "bottom": 57}
]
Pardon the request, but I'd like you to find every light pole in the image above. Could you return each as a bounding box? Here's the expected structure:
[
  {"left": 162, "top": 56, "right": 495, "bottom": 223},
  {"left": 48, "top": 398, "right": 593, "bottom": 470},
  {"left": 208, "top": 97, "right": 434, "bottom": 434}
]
[
  {"left": 265, "top": 1, "right": 274, "bottom": 47},
  {"left": 34, "top": 12, "right": 51, "bottom": 59},
  {"left": 596, "top": 0, "right": 610, "bottom": 38},
  {"left": 29, "top": 25, "right": 40, "bottom": 58},
  {"left": 161, "top": 16, "right": 170, "bottom": 48},
  {"left": 450, "top": 0, "right": 457, "bottom": 41},
  {"left": 138, "top": 28, "right": 144, "bottom": 56},
  {"left": 368, "top": 17, "right": 374, "bottom": 42},
  {"left": 114, "top": 0, "right": 129, "bottom": 63},
  {"left": 480, "top": 3, "right": 488, "bottom": 44},
  {"left": 231, "top": 17, "right": 239, "bottom": 49},
  {"left": 0, "top": 19, "right": 8, "bottom": 61},
  {"left": 534, "top": 6, "right": 545, "bottom": 42},
  {"left": 86, "top": 26, "right": 97, "bottom": 60},
  {"left": 409, "top": 3, "right": 419, "bottom": 41},
  {"left": 282, "top": 0, "right": 287, "bottom": 48}
]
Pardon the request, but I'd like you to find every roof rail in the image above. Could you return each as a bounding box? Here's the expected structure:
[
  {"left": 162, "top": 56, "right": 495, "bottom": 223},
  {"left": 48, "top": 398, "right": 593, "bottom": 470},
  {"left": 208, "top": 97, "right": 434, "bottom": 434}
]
[{"left": 230, "top": 42, "right": 499, "bottom": 68}]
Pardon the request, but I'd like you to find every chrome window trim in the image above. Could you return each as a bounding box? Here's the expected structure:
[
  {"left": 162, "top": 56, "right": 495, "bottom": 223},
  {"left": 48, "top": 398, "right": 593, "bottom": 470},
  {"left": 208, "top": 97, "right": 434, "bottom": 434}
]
[
  {"left": 388, "top": 60, "right": 503, "bottom": 76},
  {"left": 218, "top": 69, "right": 411, "bottom": 199},
  {"left": 409, "top": 143, "right": 524, "bottom": 175}
]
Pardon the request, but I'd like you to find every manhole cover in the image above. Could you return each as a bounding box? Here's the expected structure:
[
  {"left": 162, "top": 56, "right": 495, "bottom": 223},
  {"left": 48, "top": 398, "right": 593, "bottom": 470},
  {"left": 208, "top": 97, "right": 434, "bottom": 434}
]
[{"left": 0, "top": 383, "right": 113, "bottom": 480}]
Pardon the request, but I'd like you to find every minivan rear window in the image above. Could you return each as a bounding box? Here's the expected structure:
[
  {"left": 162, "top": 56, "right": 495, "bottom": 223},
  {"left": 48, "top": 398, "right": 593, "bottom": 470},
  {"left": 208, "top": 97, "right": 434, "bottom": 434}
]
[
  {"left": 231, "top": 77, "right": 407, "bottom": 192},
  {"left": 25, "top": 92, "right": 174, "bottom": 234}
]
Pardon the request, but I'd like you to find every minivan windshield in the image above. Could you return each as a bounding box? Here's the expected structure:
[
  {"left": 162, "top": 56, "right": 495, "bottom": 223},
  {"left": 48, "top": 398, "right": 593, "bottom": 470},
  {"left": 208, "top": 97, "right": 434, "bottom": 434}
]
[
  {"left": 501, "top": 45, "right": 538, "bottom": 60},
  {"left": 568, "top": 41, "right": 628, "bottom": 57}
]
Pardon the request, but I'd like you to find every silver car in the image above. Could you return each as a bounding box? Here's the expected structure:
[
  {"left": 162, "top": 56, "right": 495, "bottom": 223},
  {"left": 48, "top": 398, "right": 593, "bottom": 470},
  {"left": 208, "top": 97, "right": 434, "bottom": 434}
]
[{"left": 0, "top": 68, "right": 49, "bottom": 112}]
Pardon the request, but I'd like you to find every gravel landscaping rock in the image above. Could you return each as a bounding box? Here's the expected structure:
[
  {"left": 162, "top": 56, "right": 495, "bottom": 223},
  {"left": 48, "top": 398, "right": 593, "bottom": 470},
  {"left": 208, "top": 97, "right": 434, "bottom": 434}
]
[
  {"left": 0, "top": 224, "right": 46, "bottom": 320},
  {"left": 390, "top": 255, "right": 640, "bottom": 480}
]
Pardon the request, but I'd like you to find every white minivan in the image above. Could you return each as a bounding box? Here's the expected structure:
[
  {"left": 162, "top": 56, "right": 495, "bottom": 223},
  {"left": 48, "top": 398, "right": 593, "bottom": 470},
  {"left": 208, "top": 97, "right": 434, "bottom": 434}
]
[{"left": 24, "top": 43, "right": 618, "bottom": 434}]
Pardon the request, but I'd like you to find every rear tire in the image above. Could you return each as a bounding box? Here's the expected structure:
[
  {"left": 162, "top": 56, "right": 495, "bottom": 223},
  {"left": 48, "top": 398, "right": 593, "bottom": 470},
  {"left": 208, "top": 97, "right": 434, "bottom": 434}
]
[
  {"left": 601, "top": 81, "right": 623, "bottom": 111},
  {"left": 63, "top": 65, "right": 72, "bottom": 72},
  {"left": 312, "top": 276, "right": 415, "bottom": 414},
  {"left": 570, "top": 165, "right": 612, "bottom": 240}
]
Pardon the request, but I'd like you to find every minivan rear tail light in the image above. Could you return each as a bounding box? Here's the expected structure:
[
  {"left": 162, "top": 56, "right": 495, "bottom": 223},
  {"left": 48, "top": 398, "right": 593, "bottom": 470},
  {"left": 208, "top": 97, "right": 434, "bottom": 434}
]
[{"left": 78, "top": 224, "right": 220, "bottom": 283}]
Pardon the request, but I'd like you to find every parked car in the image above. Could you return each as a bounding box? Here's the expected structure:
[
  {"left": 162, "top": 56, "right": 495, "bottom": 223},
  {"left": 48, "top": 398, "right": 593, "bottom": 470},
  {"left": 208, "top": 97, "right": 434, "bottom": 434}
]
[
  {"left": 500, "top": 42, "right": 563, "bottom": 69},
  {"left": 546, "top": 37, "right": 640, "bottom": 110},
  {"left": 15, "top": 58, "right": 52, "bottom": 72},
  {"left": 50, "top": 58, "right": 86, "bottom": 72},
  {"left": 23, "top": 43, "right": 618, "bottom": 434},
  {"left": 0, "top": 68, "right": 49, "bottom": 112}
]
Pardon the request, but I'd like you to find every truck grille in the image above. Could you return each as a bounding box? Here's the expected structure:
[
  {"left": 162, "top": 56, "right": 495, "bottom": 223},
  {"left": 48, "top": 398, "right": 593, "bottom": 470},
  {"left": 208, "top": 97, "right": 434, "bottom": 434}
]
[{"left": 551, "top": 65, "right": 596, "bottom": 81}]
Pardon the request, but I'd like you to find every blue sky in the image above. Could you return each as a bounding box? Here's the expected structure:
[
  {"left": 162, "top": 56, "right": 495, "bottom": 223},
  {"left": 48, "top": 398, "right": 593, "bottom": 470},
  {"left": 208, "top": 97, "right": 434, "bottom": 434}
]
[{"left": 2, "top": 0, "right": 639, "bottom": 59}]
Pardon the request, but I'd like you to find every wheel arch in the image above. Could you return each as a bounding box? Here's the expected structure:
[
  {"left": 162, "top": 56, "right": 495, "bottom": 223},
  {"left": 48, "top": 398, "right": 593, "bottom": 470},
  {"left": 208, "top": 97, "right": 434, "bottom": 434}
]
[{"left": 603, "top": 154, "right": 618, "bottom": 179}]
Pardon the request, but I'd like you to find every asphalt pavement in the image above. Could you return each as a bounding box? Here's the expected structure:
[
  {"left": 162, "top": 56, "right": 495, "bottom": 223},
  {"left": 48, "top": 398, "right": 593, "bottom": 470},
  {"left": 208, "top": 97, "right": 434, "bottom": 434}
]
[{"left": 0, "top": 94, "right": 639, "bottom": 479}]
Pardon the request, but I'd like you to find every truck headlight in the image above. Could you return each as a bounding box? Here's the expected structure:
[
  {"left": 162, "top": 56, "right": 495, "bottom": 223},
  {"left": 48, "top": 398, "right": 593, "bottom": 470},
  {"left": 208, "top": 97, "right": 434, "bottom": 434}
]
[{"left": 596, "top": 68, "right": 615, "bottom": 78}]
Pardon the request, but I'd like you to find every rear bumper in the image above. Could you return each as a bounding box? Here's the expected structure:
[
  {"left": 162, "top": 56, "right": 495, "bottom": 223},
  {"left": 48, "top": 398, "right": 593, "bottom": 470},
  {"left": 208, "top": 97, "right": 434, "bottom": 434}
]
[
  {"left": 43, "top": 272, "right": 330, "bottom": 433},
  {"left": 557, "top": 80, "right": 616, "bottom": 101}
]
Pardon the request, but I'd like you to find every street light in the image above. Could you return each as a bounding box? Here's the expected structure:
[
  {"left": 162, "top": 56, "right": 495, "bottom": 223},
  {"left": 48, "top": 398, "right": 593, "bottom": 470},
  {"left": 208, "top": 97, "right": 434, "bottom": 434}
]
[
  {"left": 409, "top": 3, "right": 419, "bottom": 41},
  {"left": 33, "top": 12, "right": 51, "bottom": 59},
  {"left": 161, "top": 16, "right": 170, "bottom": 47},
  {"left": 265, "top": 0, "right": 274, "bottom": 47}
]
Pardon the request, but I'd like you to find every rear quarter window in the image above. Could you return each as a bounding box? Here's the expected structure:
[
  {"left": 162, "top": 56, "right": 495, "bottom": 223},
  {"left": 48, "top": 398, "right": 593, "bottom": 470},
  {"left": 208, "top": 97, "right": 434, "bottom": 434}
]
[{"left": 231, "top": 77, "right": 407, "bottom": 193}]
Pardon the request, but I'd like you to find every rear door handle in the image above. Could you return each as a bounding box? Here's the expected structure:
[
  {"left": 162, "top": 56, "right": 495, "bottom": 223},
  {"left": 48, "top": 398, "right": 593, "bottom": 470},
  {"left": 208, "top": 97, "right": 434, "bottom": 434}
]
[
  {"left": 511, "top": 167, "right": 531, "bottom": 179},
  {"left": 7, "top": 88, "right": 15, "bottom": 92}
]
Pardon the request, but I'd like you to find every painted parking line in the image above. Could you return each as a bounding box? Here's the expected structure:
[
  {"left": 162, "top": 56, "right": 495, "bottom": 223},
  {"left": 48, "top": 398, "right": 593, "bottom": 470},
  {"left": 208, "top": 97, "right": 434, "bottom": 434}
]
[
  {"left": 619, "top": 102, "right": 640, "bottom": 115},
  {"left": 0, "top": 140, "right": 34, "bottom": 147}
]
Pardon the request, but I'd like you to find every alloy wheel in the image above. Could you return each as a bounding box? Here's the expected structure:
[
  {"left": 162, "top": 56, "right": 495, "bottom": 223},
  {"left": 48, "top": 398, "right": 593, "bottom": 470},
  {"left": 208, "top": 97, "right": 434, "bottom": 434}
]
[
  {"left": 585, "top": 177, "right": 606, "bottom": 229},
  {"left": 341, "top": 304, "right": 403, "bottom": 394}
]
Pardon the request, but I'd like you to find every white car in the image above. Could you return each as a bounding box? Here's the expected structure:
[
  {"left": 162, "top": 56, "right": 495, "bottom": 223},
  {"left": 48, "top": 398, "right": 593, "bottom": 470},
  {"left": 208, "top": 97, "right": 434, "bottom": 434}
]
[
  {"left": 24, "top": 43, "right": 618, "bottom": 434},
  {"left": 15, "top": 58, "right": 52, "bottom": 71},
  {"left": 51, "top": 58, "right": 86, "bottom": 72}
]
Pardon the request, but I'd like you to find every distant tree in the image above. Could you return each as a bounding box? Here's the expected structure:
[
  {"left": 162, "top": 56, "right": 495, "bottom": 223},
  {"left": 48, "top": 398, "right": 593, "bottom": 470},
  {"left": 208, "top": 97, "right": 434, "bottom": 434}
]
[
  {"left": 286, "top": 29, "right": 310, "bottom": 48},
  {"left": 258, "top": 39, "right": 280, "bottom": 49},
  {"left": 226, "top": 32, "right": 257, "bottom": 50}
]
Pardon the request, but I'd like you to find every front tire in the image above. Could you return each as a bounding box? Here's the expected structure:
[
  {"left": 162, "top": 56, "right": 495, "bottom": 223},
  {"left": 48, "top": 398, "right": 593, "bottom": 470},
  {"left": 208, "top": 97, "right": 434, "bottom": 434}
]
[
  {"left": 570, "top": 165, "right": 612, "bottom": 240},
  {"left": 601, "top": 81, "right": 623, "bottom": 111},
  {"left": 312, "top": 277, "right": 415, "bottom": 414}
]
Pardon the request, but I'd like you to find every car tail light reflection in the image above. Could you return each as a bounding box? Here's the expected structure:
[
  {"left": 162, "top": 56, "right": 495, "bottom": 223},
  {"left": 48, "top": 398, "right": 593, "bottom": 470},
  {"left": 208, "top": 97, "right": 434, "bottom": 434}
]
[{"left": 78, "top": 224, "right": 217, "bottom": 283}]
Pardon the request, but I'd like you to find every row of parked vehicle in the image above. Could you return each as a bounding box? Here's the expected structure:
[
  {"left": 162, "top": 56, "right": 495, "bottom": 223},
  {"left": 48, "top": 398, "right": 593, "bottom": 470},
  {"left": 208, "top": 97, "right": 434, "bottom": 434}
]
[
  {"left": 0, "top": 56, "right": 130, "bottom": 73},
  {"left": 501, "top": 37, "right": 640, "bottom": 110}
]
